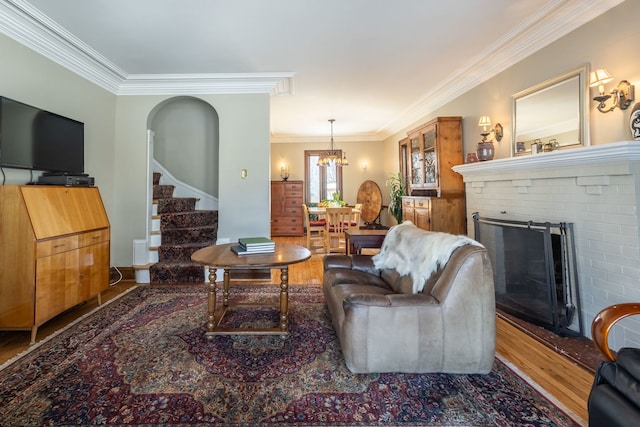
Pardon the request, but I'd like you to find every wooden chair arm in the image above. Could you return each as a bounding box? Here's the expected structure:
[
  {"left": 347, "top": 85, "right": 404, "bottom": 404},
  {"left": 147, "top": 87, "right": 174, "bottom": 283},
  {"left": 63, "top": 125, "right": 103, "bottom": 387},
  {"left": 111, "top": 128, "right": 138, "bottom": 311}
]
[{"left": 591, "top": 303, "right": 640, "bottom": 361}]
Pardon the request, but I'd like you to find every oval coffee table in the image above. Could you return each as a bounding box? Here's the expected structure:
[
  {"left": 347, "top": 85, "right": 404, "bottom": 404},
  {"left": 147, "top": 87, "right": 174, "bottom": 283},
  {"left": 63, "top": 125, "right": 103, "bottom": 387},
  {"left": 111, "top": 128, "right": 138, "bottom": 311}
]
[{"left": 191, "top": 242, "right": 311, "bottom": 337}]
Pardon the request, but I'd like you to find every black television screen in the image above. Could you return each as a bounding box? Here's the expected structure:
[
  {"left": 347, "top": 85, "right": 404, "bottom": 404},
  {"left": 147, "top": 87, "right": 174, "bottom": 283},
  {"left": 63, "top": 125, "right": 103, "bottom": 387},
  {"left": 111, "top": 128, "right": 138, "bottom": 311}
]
[{"left": 0, "top": 96, "right": 84, "bottom": 174}]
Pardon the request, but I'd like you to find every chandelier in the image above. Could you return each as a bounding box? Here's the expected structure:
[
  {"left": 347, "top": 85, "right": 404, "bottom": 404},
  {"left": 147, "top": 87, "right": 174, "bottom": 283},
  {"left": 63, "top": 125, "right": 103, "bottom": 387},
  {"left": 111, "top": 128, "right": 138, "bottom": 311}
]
[{"left": 317, "top": 119, "right": 348, "bottom": 167}]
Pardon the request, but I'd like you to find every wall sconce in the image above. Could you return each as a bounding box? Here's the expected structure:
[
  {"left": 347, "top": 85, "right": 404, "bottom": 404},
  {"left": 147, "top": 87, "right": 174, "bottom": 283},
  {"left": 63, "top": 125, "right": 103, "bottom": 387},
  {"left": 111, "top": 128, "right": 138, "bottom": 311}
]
[
  {"left": 280, "top": 164, "right": 289, "bottom": 181},
  {"left": 478, "top": 116, "right": 503, "bottom": 142},
  {"left": 361, "top": 161, "right": 367, "bottom": 170},
  {"left": 589, "top": 68, "right": 635, "bottom": 113}
]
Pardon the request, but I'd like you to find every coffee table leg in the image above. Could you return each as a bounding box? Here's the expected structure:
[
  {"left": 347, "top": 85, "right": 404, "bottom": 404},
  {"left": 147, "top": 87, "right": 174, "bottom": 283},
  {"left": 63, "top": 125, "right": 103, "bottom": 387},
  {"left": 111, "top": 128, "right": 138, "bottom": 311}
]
[
  {"left": 279, "top": 266, "right": 289, "bottom": 334},
  {"left": 223, "top": 269, "right": 231, "bottom": 306},
  {"left": 207, "top": 267, "right": 217, "bottom": 334}
]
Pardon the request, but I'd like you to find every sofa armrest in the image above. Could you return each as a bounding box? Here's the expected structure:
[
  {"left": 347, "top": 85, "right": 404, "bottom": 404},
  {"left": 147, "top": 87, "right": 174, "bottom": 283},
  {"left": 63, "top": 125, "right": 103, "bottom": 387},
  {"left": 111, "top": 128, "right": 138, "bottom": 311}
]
[
  {"left": 344, "top": 293, "right": 438, "bottom": 308},
  {"left": 323, "top": 255, "right": 381, "bottom": 276}
]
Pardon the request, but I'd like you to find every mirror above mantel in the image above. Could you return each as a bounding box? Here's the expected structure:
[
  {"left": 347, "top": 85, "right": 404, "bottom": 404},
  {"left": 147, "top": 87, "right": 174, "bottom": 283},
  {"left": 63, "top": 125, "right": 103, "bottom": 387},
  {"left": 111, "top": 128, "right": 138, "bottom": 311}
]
[{"left": 511, "top": 64, "right": 590, "bottom": 157}]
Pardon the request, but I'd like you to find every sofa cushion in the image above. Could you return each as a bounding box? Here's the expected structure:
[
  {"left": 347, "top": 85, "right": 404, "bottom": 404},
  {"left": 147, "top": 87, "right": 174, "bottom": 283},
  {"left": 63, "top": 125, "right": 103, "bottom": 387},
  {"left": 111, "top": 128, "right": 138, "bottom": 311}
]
[
  {"left": 380, "top": 269, "right": 413, "bottom": 294},
  {"left": 324, "top": 268, "right": 390, "bottom": 290}
]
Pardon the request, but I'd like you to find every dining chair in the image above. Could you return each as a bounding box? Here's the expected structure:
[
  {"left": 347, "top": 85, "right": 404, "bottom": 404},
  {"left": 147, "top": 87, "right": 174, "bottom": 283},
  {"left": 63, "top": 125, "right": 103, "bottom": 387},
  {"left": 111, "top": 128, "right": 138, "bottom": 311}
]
[
  {"left": 349, "top": 204, "right": 362, "bottom": 231},
  {"left": 324, "top": 207, "right": 352, "bottom": 253},
  {"left": 302, "top": 204, "right": 326, "bottom": 252}
]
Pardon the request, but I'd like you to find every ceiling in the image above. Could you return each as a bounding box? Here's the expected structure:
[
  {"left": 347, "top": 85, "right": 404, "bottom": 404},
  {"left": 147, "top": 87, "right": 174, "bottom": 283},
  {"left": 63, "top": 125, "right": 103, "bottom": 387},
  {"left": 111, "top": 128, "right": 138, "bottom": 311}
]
[{"left": 1, "top": 0, "right": 624, "bottom": 142}]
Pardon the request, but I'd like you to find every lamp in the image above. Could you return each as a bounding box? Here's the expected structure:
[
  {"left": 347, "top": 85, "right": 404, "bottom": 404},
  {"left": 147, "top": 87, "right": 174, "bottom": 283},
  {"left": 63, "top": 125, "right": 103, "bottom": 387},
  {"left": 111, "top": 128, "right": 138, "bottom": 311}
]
[
  {"left": 476, "top": 116, "right": 502, "bottom": 161},
  {"left": 478, "top": 115, "right": 503, "bottom": 142},
  {"left": 590, "top": 68, "right": 635, "bottom": 113},
  {"left": 317, "top": 119, "right": 348, "bottom": 167},
  {"left": 280, "top": 164, "right": 289, "bottom": 181}
]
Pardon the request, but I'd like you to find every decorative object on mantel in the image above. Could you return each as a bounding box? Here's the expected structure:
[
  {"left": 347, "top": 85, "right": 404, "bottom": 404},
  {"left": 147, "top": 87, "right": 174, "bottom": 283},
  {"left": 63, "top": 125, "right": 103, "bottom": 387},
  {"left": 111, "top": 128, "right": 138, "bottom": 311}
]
[
  {"left": 476, "top": 116, "right": 501, "bottom": 161},
  {"left": 476, "top": 142, "right": 494, "bottom": 161},
  {"left": 531, "top": 139, "right": 541, "bottom": 154},
  {"left": 317, "top": 119, "right": 348, "bottom": 167},
  {"left": 476, "top": 116, "right": 499, "bottom": 161},
  {"left": 465, "top": 152, "right": 479, "bottom": 163},
  {"left": 630, "top": 102, "right": 640, "bottom": 140},
  {"left": 280, "top": 164, "right": 289, "bottom": 181},
  {"left": 589, "top": 68, "right": 635, "bottom": 113}
]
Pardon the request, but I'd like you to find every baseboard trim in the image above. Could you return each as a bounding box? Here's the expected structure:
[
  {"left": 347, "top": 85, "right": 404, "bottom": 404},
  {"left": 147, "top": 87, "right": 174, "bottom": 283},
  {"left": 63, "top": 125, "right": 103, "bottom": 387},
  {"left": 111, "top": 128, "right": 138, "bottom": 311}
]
[{"left": 114, "top": 267, "right": 135, "bottom": 281}]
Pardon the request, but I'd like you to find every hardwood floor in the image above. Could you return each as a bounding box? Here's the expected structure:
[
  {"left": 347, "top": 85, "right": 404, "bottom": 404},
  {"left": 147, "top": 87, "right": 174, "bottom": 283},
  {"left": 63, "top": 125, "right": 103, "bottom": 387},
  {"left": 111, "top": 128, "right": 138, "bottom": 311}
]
[{"left": 0, "top": 236, "right": 593, "bottom": 422}]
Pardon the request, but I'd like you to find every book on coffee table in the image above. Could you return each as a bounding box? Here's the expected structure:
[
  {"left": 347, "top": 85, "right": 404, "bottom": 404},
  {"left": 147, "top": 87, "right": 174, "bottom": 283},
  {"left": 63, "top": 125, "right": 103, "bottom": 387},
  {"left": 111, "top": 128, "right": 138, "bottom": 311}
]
[
  {"left": 238, "top": 237, "right": 275, "bottom": 248},
  {"left": 231, "top": 244, "right": 275, "bottom": 256}
]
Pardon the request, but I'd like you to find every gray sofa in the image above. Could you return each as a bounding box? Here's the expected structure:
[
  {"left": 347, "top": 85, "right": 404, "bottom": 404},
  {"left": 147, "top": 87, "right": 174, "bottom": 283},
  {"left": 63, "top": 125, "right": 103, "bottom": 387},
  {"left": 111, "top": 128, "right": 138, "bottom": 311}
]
[{"left": 323, "top": 244, "right": 496, "bottom": 374}]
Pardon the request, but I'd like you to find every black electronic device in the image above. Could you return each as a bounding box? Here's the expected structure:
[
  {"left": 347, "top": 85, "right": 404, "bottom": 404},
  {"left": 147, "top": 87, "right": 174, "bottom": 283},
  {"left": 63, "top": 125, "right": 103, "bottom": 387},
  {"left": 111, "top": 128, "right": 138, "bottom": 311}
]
[
  {"left": 37, "top": 174, "right": 94, "bottom": 187},
  {"left": 0, "top": 96, "right": 84, "bottom": 174}
]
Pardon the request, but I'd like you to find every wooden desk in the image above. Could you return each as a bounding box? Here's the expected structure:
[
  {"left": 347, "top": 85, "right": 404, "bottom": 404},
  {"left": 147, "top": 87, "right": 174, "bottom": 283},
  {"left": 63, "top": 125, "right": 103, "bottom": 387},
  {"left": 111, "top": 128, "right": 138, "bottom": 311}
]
[
  {"left": 191, "top": 243, "right": 311, "bottom": 337},
  {"left": 344, "top": 229, "right": 388, "bottom": 255}
]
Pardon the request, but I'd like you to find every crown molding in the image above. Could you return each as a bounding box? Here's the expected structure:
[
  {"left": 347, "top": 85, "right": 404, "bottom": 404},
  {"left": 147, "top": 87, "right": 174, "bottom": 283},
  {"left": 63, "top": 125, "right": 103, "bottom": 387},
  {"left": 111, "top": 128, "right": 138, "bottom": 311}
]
[
  {"left": 118, "top": 72, "right": 295, "bottom": 96},
  {"left": 0, "top": 0, "right": 126, "bottom": 92},
  {"left": 0, "top": 0, "right": 295, "bottom": 96},
  {"left": 270, "top": 132, "right": 382, "bottom": 144},
  {"left": 381, "top": 0, "right": 625, "bottom": 139}
]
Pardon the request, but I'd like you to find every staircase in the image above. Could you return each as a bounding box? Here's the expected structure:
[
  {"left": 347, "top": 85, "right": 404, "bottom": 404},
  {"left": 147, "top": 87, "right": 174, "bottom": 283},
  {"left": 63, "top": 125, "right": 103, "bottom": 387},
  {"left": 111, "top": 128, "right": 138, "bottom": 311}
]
[{"left": 149, "top": 172, "right": 218, "bottom": 282}]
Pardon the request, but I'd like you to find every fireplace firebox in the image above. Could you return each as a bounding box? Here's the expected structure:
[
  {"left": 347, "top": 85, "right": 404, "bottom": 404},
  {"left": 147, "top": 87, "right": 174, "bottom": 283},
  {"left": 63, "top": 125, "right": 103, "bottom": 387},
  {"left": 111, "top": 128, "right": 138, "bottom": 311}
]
[{"left": 473, "top": 213, "right": 583, "bottom": 336}]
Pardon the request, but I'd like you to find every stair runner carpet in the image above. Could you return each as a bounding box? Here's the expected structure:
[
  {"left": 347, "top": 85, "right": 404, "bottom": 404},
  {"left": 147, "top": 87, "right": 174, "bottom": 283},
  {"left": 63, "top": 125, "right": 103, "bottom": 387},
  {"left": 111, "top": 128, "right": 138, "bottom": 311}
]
[{"left": 149, "top": 173, "right": 218, "bottom": 282}]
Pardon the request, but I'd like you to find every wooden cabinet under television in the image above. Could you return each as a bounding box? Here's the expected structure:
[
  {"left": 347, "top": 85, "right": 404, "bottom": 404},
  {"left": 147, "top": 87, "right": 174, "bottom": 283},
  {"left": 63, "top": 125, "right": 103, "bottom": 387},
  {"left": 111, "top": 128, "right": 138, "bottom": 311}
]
[
  {"left": 0, "top": 185, "right": 110, "bottom": 343},
  {"left": 271, "top": 180, "right": 304, "bottom": 236},
  {"left": 399, "top": 116, "right": 466, "bottom": 235}
]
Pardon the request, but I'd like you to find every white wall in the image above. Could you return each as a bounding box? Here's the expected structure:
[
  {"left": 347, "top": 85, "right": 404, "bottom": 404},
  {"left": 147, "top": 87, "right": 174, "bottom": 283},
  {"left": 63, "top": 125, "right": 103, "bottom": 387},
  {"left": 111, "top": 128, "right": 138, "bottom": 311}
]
[
  {"left": 114, "top": 93, "right": 270, "bottom": 266},
  {"left": 151, "top": 97, "right": 219, "bottom": 197}
]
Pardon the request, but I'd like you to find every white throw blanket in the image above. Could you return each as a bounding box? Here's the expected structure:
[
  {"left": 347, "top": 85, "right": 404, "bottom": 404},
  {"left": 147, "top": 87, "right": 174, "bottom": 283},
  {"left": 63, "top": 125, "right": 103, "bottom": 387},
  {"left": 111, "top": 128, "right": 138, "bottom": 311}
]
[{"left": 372, "top": 221, "right": 482, "bottom": 293}]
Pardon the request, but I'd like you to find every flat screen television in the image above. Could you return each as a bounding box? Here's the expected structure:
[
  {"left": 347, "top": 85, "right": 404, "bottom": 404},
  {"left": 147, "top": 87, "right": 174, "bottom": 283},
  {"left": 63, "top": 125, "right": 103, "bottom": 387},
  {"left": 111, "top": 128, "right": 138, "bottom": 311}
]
[{"left": 0, "top": 96, "right": 84, "bottom": 174}]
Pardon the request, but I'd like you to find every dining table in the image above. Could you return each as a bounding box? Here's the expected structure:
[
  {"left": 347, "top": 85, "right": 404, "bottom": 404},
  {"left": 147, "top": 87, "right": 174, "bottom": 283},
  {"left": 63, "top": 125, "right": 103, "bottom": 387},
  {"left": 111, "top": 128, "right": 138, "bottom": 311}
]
[{"left": 308, "top": 206, "right": 361, "bottom": 216}]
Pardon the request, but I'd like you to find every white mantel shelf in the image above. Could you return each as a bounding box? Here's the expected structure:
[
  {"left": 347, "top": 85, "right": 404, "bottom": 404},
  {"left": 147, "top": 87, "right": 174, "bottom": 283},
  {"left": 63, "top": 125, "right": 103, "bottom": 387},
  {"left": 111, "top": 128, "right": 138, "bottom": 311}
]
[{"left": 453, "top": 141, "right": 640, "bottom": 179}]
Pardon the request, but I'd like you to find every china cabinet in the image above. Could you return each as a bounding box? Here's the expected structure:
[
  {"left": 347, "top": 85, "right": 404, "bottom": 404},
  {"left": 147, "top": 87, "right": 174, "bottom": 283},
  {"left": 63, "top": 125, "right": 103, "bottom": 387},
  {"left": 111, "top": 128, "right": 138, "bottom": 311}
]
[
  {"left": 400, "top": 116, "right": 466, "bottom": 234},
  {"left": 404, "top": 116, "right": 463, "bottom": 195}
]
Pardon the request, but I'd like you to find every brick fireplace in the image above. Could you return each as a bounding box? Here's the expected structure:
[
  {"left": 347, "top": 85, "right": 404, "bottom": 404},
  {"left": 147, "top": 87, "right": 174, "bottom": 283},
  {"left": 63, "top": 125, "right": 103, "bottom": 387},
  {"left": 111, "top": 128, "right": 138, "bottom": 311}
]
[{"left": 453, "top": 141, "right": 640, "bottom": 351}]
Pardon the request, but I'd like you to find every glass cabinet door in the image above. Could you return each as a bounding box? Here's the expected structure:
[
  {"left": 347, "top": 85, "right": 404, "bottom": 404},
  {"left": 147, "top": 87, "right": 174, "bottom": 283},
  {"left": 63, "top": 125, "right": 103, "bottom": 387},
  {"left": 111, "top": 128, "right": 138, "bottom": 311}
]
[
  {"left": 422, "top": 126, "right": 437, "bottom": 187},
  {"left": 410, "top": 136, "right": 423, "bottom": 185}
]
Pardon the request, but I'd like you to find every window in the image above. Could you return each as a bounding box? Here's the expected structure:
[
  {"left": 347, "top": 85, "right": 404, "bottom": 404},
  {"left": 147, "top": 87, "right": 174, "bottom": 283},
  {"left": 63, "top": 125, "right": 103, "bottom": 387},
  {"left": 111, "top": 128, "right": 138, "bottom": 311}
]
[{"left": 304, "top": 150, "right": 343, "bottom": 204}]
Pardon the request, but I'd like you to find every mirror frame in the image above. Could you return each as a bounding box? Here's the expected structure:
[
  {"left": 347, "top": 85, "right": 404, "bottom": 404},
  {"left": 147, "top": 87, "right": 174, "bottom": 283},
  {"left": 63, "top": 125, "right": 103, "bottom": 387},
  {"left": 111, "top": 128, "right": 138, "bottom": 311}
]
[{"left": 511, "top": 64, "right": 590, "bottom": 156}]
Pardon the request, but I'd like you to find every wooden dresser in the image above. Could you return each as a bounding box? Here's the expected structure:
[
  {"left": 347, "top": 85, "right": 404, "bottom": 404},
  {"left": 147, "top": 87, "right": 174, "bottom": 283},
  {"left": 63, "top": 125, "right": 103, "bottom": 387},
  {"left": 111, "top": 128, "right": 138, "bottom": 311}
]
[
  {"left": 270, "top": 180, "right": 304, "bottom": 236},
  {"left": 0, "top": 185, "right": 110, "bottom": 343}
]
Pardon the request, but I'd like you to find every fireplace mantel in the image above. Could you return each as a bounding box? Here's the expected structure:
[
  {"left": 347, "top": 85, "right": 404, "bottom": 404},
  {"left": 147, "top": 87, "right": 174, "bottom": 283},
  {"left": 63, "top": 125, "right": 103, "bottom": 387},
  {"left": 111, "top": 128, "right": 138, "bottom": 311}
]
[
  {"left": 453, "top": 141, "right": 640, "bottom": 179},
  {"left": 452, "top": 140, "right": 640, "bottom": 350}
]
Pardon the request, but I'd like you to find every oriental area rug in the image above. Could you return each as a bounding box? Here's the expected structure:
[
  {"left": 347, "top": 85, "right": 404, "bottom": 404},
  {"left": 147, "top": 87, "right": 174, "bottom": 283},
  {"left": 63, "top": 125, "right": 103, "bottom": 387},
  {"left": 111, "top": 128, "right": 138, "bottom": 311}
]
[{"left": 0, "top": 285, "right": 583, "bottom": 426}]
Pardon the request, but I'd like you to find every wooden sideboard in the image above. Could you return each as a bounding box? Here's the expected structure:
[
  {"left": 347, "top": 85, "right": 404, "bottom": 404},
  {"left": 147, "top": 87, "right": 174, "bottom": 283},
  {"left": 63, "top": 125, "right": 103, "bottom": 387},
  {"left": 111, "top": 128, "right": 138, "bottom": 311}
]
[
  {"left": 270, "top": 180, "right": 304, "bottom": 236},
  {"left": 402, "top": 195, "right": 466, "bottom": 235},
  {"left": 0, "top": 185, "right": 110, "bottom": 343},
  {"left": 399, "top": 116, "right": 466, "bottom": 235}
]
